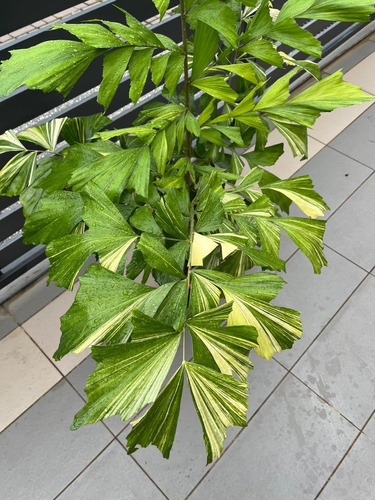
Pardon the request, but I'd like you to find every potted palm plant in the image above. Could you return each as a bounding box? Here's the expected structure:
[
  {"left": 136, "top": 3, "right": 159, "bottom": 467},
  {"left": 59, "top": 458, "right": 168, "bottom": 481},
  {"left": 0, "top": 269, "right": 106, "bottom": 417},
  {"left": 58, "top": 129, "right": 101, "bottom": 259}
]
[{"left": 0, "top": 0, "right": 373, "bottom": 463}]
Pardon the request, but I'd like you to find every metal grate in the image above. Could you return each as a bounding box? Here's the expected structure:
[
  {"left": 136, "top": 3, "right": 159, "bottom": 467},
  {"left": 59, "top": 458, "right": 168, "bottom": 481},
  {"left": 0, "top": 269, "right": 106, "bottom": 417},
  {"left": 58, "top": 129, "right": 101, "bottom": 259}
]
[{"left": 0, "top": 0, "right": 374, "bottom": 302}]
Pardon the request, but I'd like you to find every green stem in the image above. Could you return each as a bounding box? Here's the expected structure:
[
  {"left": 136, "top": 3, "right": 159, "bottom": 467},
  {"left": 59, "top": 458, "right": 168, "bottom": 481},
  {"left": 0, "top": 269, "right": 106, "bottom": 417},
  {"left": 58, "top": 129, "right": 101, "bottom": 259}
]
[
  {"left": 180, "top": 0, "right": 195, "bottom": 362},
  {"left": 180, "top": 0, "right": 192, "bottom": 159}
]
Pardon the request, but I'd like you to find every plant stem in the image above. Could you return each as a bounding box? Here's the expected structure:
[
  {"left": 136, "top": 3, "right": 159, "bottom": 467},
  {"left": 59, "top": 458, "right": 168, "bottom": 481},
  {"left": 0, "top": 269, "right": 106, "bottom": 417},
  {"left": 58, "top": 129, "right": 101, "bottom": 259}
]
[
  {"left": 179, "top": 0, "right": 192, "bottom": 159},
  {"left": 180, "top": 0, "right": 195, "bottom": 362}
]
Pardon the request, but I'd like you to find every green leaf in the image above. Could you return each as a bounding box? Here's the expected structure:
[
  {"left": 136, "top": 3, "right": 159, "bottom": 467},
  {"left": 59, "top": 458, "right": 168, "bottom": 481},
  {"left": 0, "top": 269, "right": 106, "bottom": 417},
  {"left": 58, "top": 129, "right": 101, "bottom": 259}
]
[
  {"left": 127, "top": 366, "right": 184, "bottom": 458},
  {"left": 276, "top": 0, "right": 315, "bottom": 23},
  {"left": 153, "top": 278, "right": 188, "bottom": 330},
  {"left": 185, "top": 362, "right": 248, "bottom": 464},
  {"left": 213, "top": 63, "right": 260, "bottom": 84},
  {"left": 131, "top": 310, "right": 177, "bottom": 339},
  {"left": 195, "top": 191, "right": 224, "bottom": 232},
  {"left": 268, "top": 19, "right": 322, "bottom": 58},
  {"left": 192, "top": 21, "right": 219, "bottom": 79},
  {"left": 211, "top": 125, "right": 244, "bottom": 146},
  {"left": 273, "top": 217, "right": 327, "bottom": 273},
  {"left": 189, "top": 272, "right": 221, "bottom": 317},
  {"left": 252, "top": 216, "right": 281, "bottom": 257},
  {"left": 245, "top": 0, "right": 272, "bottom": 38},
  {"left": 61, "top": 114, "right": 111, "bottom": 144},
  {"left": 261, "top": 176, "right": 329, "bottom": 218},
  {"left": 130, "top": 206, "right": 163, "bottom": 236},
  {"left": 98, "top": 47, "right": 133, "bottom": 110},
  {"left": 155, "top": 191, "right": 189, "bottom": 239},
  {"left": 0, "top": 130, "right": 26, "bottom": 154},
  {"left": 18, "top": 118, "right": 67, "bottom": 152},
  {"left": 70, "top": 147, "right": 140, "bottom": 202},
  {"left": 0, "top": 41, "right": 103, "bottom": 98},
  {"left": 193, "top": 76, "right": 238, "bottom": 104},
  {"left": 152, "top": 0, "right": 170, "bottom": 20},
  {"left": 196, "top": 269, "right": 285, "bottom": 302},
  {"left": 187, "top": 303, "right": 258, "bottom": 380},
  {"left": 46, "top": 235, "right": 92, "bottom": 290},
  {"left": 243, "top": 144, "right": 284, "bottom": 167},
  {"left": 0, "top": 152, "right": 37, "bottom": 196},
  {"left": 71, "top": 328, "right": 180, "bottom": 429},
  {"left": 47, "top": 183, "right": 137, "bottom": 289},
  {"left": 151, "top": 130, "right": 168, "bottom": 175},
  {"left": 53, "top": 23, "right": 125, "bottom": 48},
  {"left": 269, "top": 116, "right": 308, "bottom": 157},
  {"left": 164, "top": 52, "right": 185, "bottom": 96},
  {"left": 254, "top": 68, "right": 299, "bottom": 111},
  {"left": 288, "top": 70, "right": 374, "bottom": 111},
  {"left": 97, "top": 126, "right": 156, "bottom": 142},
  {"left": 151, "top": 53, "right": 171, "bottom": 86},
  {"left": 22, "top": 191, "right": 83, "bottom": 245},
  {"left": 138, "top": 233, "right": 185, "bottom": 278},
  {"left": 188, "top": 0, "right": 238, "bottom": 48},
  {"left": 225, "top": 291, "right": 301, "bottom": 360},
  {"left": 196, "top": 270, "right": 300, "bottom": 359},
  {"left": 243, "top": 247, "right": 286, "bottom": 272},
  {"left": 54, "top": 265, "right": 156, "bottom": 358},
  {"left": 127, "top": 146, "right": 151, "bottom": 198},
  {"left": 241, "top": 39, "right": 283, "bottom": 68},
  {"left": 129, "top": 48, "right": 154, "bottom": 104},
  {"left": 125, "top": 11, "right": 165, "bottom": 46},
  {"left": 235, "top": 166, "right": 264, "bottom": 192},
  {"left": 186, "top": 111, "right": 201, "bottom": 137},
  {"left": 298, "top": 0, "right": 375, "bottom": 22},
  {"left": 280, "top": 53, "right": 321, "bottom": 81}
]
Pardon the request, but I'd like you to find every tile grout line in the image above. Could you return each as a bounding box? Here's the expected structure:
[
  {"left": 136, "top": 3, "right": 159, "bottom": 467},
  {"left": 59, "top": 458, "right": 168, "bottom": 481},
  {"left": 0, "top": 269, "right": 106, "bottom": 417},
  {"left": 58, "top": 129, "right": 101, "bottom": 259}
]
[
  {"left": 274, "top": 358, "right": 361, "bottom": 431},
  {"left": 53, "top": 437, "right": 118, "bottom": 499},
  {"left": 289, "top": 371, "right": 362, "bottom": 432},
  {"left": 287, "top": 270, "right": 371, "bottom": 374},
  {"left": 324, "top": 243, "right": 371, "bottom": 274},
  {"left": 116, "top": 438, "right": 170, "bottom": 500},
  {"left": 326, "top": 142, "right": 375, "bottom": 171},
  {"left": 314, "top": 409, "right": 375, "bottom": 499}
]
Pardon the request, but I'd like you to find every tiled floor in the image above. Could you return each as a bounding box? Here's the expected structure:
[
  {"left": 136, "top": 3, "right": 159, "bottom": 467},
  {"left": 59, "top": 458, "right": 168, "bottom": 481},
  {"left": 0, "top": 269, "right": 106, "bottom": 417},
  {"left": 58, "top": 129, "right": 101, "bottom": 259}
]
[{"left": 1, "top": 37, "right": 375, "bottom": 500}]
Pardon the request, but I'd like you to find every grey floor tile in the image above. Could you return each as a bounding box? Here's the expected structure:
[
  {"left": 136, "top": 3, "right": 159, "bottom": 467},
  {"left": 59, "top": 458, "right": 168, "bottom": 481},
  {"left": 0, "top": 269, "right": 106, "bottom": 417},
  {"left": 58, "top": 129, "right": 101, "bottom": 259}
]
[
  {"left": 329, "top": 104, "right": 375, "bottom": 169},
  {"left": 67, "top": 357, "right": 128, "bottom": 436},
  {"left": 0, "top": 306, "right": 17, "bottom": 340},
  {"left": 363, "top": 413, "right": 375, "bottom": 441},
  {"left": 118, "top": 356, "right": 286, "bottom": 500},
  {"left": 189, "top": 374, "right": 357, "bottom": 500},
  {"left": 290, "top": 146, "right": 372, "bottom": 216},
  {"left": 319, "top": 434, "right": 375, "bottom": 500},
  {"left": 4, "top": 274, "right": 64, "bottom": 324},
  {"left": 275, "top": 247, "right": 366, "bottom": 369},
  {"left": 0, "top": 380, "right": 112, "bottom": 500},
  {"left": 293, "top": 276, "right": 375, "bottom": 429},
  {"left": 57, "top": 441, "right": 165, "bottom": 500},
  {"left": 324, "top": 174, "right": 375, "bottom": 270},
  {"left": 325, "top": 40, "right": 375, "bottom": 74}
]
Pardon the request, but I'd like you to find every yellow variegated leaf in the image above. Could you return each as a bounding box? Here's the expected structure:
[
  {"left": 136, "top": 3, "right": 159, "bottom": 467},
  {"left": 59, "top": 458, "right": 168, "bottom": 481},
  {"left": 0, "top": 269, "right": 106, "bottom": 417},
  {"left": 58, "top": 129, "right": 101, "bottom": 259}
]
[{"left": 190, "top": 232, "right": 219, "bottom": 266}]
